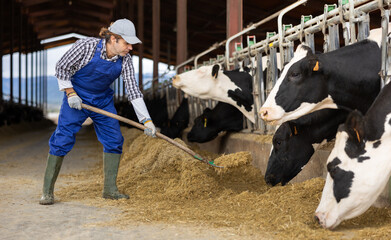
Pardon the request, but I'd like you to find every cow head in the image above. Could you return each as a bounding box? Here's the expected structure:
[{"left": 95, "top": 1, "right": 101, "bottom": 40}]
[
  {"left": 265, "top": 122, "right": 315, "bottom": 186},
  {"left": 172, "top": 65, "right": 222, "bottom": 98},
  {"left": 187, "top": 108, "right": 218, "bottom": 143},
  {"left": 315, "top": 110, "right": 391, "bottom": 229},
  {"left": 173, "top": 65, "right": 255, "bottom": 123},
  {"left": 259, "top": 44, "right": 337, "bottom": 125}
]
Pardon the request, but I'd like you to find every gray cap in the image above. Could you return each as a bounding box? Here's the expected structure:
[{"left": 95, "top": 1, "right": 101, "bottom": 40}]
[{"left": 108, "top": 19, "right": 142, "bottom": 44}]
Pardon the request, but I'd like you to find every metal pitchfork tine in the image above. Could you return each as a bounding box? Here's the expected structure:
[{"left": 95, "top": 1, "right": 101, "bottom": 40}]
[{"left": 81, "top": 103, "right": 223, "bottom": 168}]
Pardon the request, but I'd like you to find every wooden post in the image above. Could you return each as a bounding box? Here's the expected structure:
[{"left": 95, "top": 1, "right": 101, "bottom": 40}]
[
  {"left": 226, "top": 0, "right": 243, "bottom": 66},
  {"left": 18, "top": 3, "right": 22, "bottom": 104},
  {"left": 10, "top": 0, "right": 14, "bottom": 102},
  {"left": 152, "top": 0, "right": 160, "bottom": 97},
  {"left": 176, "top": 0, "right": 187, "bottom": 73},
  {"left": 0, "top": 0, "right": 3, "bottom": 103},
  {"left": 138, "top": 0, "right": 144, "bottom": 92}
]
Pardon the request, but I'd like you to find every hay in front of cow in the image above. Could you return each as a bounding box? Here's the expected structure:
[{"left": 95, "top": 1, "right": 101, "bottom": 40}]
[{"left": 57, "top": 128, "right": 391, "bottom": 239}]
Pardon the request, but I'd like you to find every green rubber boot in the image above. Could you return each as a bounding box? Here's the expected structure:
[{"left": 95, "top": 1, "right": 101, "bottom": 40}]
[
  {"left": 39, "top": 154, "right": 64, "bottom": 205},
  {"left": 102, "top": 152, "right": 129, "bottom": 200}
]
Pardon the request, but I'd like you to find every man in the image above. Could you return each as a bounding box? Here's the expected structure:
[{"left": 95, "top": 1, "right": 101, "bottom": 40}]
[{"left": 39, "top": 19, "right": 156, "bottom": 205}]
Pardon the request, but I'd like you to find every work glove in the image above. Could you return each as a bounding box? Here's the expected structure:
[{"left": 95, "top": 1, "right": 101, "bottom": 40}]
[
  {"left": 143, "top": 118, "right": 156, "bottom": 137},
  {"left": 67, "top": 92, "right": 82, "bottom": 110}
]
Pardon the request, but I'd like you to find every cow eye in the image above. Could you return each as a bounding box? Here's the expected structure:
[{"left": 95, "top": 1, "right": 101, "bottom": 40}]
[{"left": 288, "top": 71, "right": 301, "bottom": 81}]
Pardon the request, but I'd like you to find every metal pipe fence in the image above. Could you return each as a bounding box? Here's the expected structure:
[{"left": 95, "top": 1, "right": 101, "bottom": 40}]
[{"left": 138, "top": 0, "right": 391, "bottom": 136}]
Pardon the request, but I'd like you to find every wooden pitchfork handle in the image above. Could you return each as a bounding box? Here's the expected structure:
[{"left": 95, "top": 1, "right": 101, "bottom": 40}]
[{"left": 81, "top": 103, "right": 223, "bottom": 168}]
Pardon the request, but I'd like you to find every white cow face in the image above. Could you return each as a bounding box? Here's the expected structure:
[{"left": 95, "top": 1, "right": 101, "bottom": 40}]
[
  {"left": 315, "top": 111, "right": 391, "bottom": 229},
  {"left": 172, "top": 65, "right": 219, "bottom": 98},
  {"left": 259, "top": 44, "right": 337, "bottom": 125}
]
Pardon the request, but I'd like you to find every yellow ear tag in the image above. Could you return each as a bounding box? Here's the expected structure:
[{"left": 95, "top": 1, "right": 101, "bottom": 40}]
[
  {"left": 313, "top": 61, "right": 319, "bottom": 71},
  {"left": 294, "top": 126, "right": 298, "bottom": 135},
  {"left": 204, "top": 118, "right": 207, "bottom": 128},
  {"left": 353, "top": 128, "right": 361, "bottom": 142}
]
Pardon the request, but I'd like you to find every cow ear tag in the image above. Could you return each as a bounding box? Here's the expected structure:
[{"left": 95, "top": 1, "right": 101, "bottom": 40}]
[
  {"left": 294, "top": 126, "right": 298, "bottom": 135},
  {"left": 289, "top": 125, "right": 298, "bottom": 136},
  {"left": 353, "top": 128, "right": 361, "bottom": 142},
  {"left": 204, "top": 118, "right": 207, "bottom": 128},
  {"left": 313, "top": 61, "right": 319, "bottom": 71}
]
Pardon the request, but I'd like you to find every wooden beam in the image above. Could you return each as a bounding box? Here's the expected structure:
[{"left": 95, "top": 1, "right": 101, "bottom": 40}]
[
  {"left": 34, "top": 19, "right": 70, "bottom": 32},
  {"left": 72, "top": 8, "right": 112, "bottom": 21},
  {"left": 78, "top": 0, "right": 115, "bottom": 9},
  {"left": 29, "top": 8, "right": 60, "bottom": 18},
  {"left": 42, "top": 37, "right": 79, "bottom": 49},
  {"left": 20, "top": 0, "right": 55, "bottom": 7},
  {"left": 37, "top": 27, "right": 74, "bottom": 39}
]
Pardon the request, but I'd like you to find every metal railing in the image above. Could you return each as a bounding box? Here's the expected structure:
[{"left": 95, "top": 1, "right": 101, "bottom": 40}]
[{"left": 159, "top": 0, "right": 391, "bottom": 135}]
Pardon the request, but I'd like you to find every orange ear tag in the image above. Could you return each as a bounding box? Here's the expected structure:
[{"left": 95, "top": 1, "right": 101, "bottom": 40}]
[
  {"left": 294, "top": 126, "right": 298, "bottom": 135},
  {"left": 313, "top": 61, "right": 319, "bottom": 71},
  {"left": 353, "top": 128, "right": 361, "bottom": 142}
]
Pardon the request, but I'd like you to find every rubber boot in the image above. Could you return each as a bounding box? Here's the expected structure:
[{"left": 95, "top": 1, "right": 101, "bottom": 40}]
[
  {"left": 102, "top": 152, "right": 129, "bottom": 200},
  {"left": 39, "top": 154, "right": 64, "bottom": 205}
]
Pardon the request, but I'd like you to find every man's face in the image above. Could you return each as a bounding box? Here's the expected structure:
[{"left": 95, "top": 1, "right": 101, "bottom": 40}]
[{"left": 112, "top": 37, "right": 133, "bottom": 57}]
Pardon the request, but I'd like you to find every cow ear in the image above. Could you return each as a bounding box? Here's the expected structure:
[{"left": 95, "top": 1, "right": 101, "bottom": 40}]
[
  {"left": 203, "top": 108, "right": 212, "bottom": 114},
  {"left": 345, "top": 110, "right": 365, "bottom": 143},
  {"left": 212, "top": 64, "right": 220, "bottom": 78}
]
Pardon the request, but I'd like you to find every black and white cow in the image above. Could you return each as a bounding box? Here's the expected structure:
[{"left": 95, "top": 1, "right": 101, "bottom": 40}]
[
  {"left": 172, "top": 65, "right": 254, "bottom": 123},
  {"left": 259, "top": 39, "right": 381, "bottom": 125},
  {"left": 265, "top": 109, "right": 348, "bottom": 186},
  {"left": 187, "top": 102, "right": 243, "bottom": 143},
  {"left": 315, "top": 82, "right": 391, "bottom": 229},
  {"left": 160, "top": 97, "right": 189, "bottom": 139}
]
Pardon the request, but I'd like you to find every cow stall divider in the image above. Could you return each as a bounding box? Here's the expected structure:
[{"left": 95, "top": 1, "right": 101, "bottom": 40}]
[{"left": 158, "top": 0, "right": 391, "bottom": 137}]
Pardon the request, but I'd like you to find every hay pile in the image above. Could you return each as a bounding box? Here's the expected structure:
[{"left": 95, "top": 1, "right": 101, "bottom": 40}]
[{"left": 57, "top": 128, "right": 391, "bottom": 239}]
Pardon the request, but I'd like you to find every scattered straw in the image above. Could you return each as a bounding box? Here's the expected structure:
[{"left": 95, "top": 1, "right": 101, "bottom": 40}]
[{"left": 57, "top": 128, "right": 391, "bottom": 239}]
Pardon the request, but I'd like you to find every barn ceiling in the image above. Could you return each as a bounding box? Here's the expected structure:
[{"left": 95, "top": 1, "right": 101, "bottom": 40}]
[{"left": 0, "top": 0, "right": 384, "bottom": 66}]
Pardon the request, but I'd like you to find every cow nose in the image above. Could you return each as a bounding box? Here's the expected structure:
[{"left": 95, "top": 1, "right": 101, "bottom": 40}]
[
  {"left": 265, "top": 174, "right": 277, "bottom": 186},
  {"left": 314, "top": 212, "right": 326, "bottom": 228},
  {"left": 259, "top": 107, "right": 269, "bottom": 120},
  {"left": 172, "top": 75, "right": 180, "bottom": 87},
  {"left": 314, "top": 215, "right": 321, "bottom": 225}
]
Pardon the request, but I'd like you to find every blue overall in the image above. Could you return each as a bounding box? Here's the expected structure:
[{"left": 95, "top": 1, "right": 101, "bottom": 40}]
[{"left": 49, "top": 40, "right": 124, "bottom": 156}]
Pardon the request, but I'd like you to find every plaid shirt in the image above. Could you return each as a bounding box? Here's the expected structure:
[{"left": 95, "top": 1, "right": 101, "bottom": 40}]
[{"left": 55, "top": 37, "right": 143, "bottom": 101}]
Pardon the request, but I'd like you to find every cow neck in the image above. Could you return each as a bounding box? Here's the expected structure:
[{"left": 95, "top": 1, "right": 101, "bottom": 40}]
[
  {"left": 214, "top": 74, "right": 255, "bottom": 123},
  {"left": 362, "top": 83, "right": 391, "bottom": 141},
  {"left": 319, "top": 49, "right": 380, "bottom": 115}
]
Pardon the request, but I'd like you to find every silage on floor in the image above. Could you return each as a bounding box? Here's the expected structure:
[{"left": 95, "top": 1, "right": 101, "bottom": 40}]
[{"left": 57, "top": 128, "right": 391, "bottom": 239}]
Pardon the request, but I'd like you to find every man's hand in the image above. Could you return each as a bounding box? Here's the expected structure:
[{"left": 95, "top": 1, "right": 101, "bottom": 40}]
[
  {"left": 67, "top": 92, "right": 82, "bottom": 110},
  {"left": 143, "top": 119, "right": 156, "bottom": 137}
]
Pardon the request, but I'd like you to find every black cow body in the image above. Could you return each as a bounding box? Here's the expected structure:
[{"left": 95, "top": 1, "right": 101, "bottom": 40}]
[
  {"left": 187, "top": 102, "right": 243, "bottom": 143},
  {"left": 265, "top": 109, "right": 348, "bottom": 186},
  {"left": 160, "top": 98, "right": 189, "bottom": 139},
  {"left": 260, "top": 40, "right": 381, "bottom": 125},
  {"left": 145, "top": 95, "right": 169, "bottom": 129}
]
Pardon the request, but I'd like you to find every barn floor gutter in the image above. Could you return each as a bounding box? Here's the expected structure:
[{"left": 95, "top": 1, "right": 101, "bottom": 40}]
[{"left": 182, "top": 128, "right": 332, "bottom": 183}]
